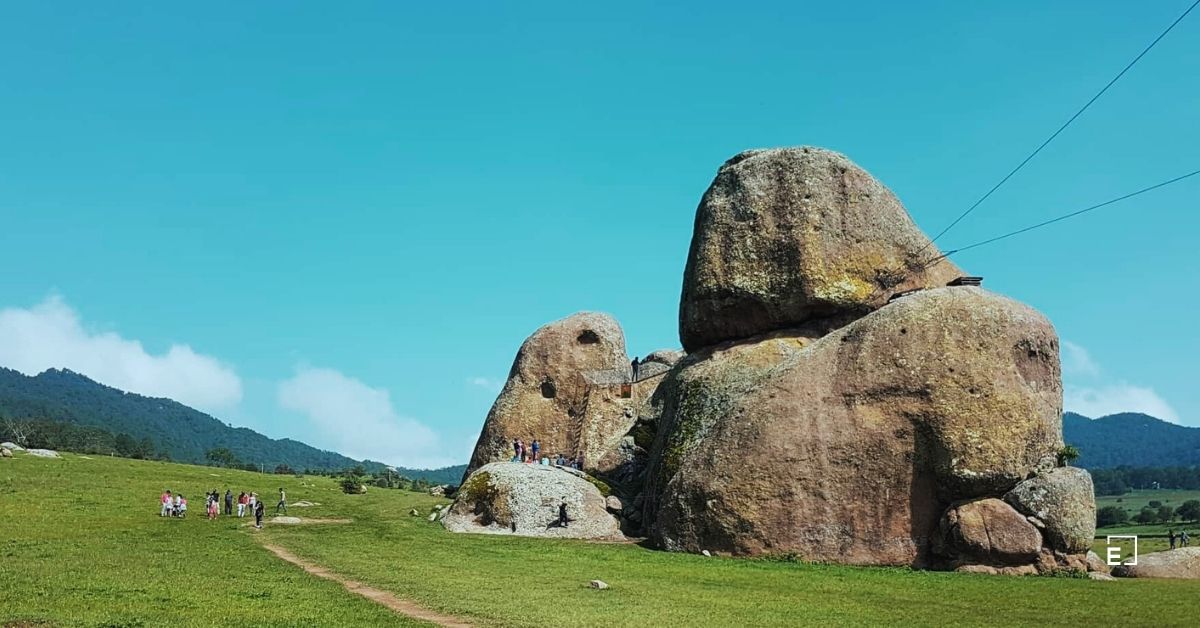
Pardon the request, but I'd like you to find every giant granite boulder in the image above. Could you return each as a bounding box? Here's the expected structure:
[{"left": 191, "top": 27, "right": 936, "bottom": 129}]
[
  {"left": 465, "top": 312, "right": 637, "bottom": 477},
  {"left": 444, "top": 462, "right": 622, "bottom": 540},
  {"left": 643, "top": 286, "right": 1063, "bottom": 565},
  {"left": 679, "top": 147, "right": 963, "bottom": 351}
]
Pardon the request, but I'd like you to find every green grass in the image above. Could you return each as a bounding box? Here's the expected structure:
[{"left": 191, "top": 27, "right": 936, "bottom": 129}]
[
  {"left": 1093, "top": 489, "right": 1200, "bottom": 561},
  {"left": 0, "top": 452, "right": 420, "bottom": 627},
  {"left": 1096, "top": 488, "right": 1200, "bottom": 514},
  {"left": 6, "top": 454, "right": 1200, "bottom": 627}
]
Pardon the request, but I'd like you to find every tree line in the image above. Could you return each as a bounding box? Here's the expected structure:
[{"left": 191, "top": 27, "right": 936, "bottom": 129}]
[
  {"left": 2, "top": 416, "right": 166, "bottom": 460},
  {"left": 1098, "top": 500, "right": 1200, "bottom": 528},
  {"left": 1091, "top": 466, "right": 1200, "bottom": 496}
]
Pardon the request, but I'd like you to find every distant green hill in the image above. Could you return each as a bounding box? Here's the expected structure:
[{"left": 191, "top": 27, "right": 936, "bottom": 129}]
[
  {"left": 0, "top": 367, "right": 465, "bottom": 483},
  {"left": 1064, "top": 411, "right": 1200, "bottom": 469}
]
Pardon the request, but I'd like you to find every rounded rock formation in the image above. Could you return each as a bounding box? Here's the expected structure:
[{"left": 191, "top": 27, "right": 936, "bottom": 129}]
[
  {"left": 445, "top": 462, "right": 622, "bottom": 540},
  {"left": 643, "top": 287, "right": 1062, "bottom": 564},
  {"left": 1112, "top": 547, "right": 1200, "bottom": 579},
  {"left": 939, "top": 498, "right": 1042, "bottom": 565},
  {"left": 465, "top": 312, "right": 637, "bottom": 476},
  {"left": 679, "top": 147, "right": 963, "bottom": 351},
  {"left": 1004, "top": 467, "right": 1096, "bottom": 554}
]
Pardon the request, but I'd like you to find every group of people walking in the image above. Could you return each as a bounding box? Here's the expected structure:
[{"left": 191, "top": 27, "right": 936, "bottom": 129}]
[
  {"left": 1168, "top": 529, "right": 1191, "bottom": 549},
  {"left": 159, "top": 487, "right": 287, "bottom": 529},
  {"left": 510, "top": 438, "right": 583, "bottom": 470}
]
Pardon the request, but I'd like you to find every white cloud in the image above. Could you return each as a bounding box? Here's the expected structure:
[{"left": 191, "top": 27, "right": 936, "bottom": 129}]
[
  {"left": 0, "top": 295, "right": 242, "bottom": 411},
  {"left": 467, "top": 376, "right": 503, "bottom": 393},
  {"left": 278, "top": 366, "right": 453, "bottom": 468},
  {"left": 1061, "top": 340, "right": 1100, "bottom": 378},
  {"left": 1060, "top": 339, "right": 1179, "bottom": 423},
  {"left": 1064, "top": 383, "right": 1180, "bottom": 423}
]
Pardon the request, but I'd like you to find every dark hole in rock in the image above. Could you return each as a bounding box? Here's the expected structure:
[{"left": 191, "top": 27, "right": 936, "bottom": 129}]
[
  {"left": 541, "top": 379, "right": 557, "bottom": 399},
  {"left": 900, "top": 328, "right": 907, "bottom": 335},
  {"left": 577, "top": 330, "right": 600, "bottom": 344}
]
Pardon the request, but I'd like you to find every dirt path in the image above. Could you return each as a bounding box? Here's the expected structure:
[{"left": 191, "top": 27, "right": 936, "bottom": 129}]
[{"left": 261, "top": 543, "right": 472, "bottom": 628}]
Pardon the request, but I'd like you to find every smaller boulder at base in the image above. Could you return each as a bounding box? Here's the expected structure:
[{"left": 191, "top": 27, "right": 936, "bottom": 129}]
[
  {"left": 1112, "top": 547, "right": 1200, "bottom": 579},
  {"left": 445, "top": 462, "right": 622, "bottom": 541},
  {"left": 938, "top": 498, "right": 1042, "bottom": 565},
  {"left": 1004, "top": 467, "right": 1095, "bottom": 553}
]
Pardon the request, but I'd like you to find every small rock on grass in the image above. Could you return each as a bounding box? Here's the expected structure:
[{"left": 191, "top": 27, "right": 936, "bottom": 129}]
[
  {"left": 701, "top": 550, "right": 712, "bottom": 557},
  {"left": 410, "top": 509, "right": 420, "bottom": 516},
  {"left": 590, "top": 580, "right": 608, "bottom": 590}
]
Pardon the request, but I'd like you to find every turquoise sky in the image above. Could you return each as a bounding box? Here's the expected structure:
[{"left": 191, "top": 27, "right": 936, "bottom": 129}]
[{"left": 2, "top": 1, "right": 1197, "bottom": 467}]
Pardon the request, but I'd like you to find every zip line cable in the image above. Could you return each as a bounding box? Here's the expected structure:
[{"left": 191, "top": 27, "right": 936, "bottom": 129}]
[
  {"left": 922, "top": 168, "right": 1200, "bottom": 268},
  {"left": 919, "top": 0, "right": 1200, "bottom": 254}
]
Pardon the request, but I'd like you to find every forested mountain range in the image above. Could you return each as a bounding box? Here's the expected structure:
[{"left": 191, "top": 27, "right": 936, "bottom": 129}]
[
  {"left": 1064, "top": 411, "right": 1200, "bottom": 469},
  {"left": 0, "top": 367, "right": 465, "bottom": 484}
]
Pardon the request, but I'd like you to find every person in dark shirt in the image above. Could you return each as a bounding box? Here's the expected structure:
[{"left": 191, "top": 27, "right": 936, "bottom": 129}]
[
  {"left": 224, "top": 489, "right": 233, "bottom": 516},
  {"left": 254, "top": 499, "right": 265, "bottom": 529}
]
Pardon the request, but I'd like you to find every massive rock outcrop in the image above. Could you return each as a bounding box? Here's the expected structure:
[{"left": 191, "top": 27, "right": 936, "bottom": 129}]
[
  {"left": 445, "top": 462, "right": 622, "bottom": 540},
  {"left": 642, "top": 287, "right": 1062, "bottom": 565},
  {"left": 454, "top": 145, "right": 1091, "bottom": 576},
  {"left": 465, "top": 312, "right": 637, "bottom": 477},
  {"left": 679, "top": 147, "right": 963, "bottom": 352},
  {"left": 638, "top": 146, "right": 1087, "bottom": 572}
]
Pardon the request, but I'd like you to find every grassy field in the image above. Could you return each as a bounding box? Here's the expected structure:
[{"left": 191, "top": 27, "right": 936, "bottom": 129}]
[
  {"left": 1092, "top": 489, "right": 1200, "bottom": 558},
  {"left": 0, "top": 452, "right": 418, "bottom": 627},
  {"left": 5, "top": 454, "right": 1200, "bottom": 627},
  {"left": 1096, "top": 488, "right": 1200, "bottom": 513}
]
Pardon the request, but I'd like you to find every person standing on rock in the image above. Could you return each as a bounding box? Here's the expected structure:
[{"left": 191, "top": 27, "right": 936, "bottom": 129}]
[
  {"left": 512, "top": 438, "right": 521, "bottom": 462},
  {"left": 254, "top": 499, "right": 264, "bottom": 529},
  {"left": 631, "top": 357, "right": 639, "bottom": 381},
  {"left": 557, "top": 502, "right": 571, "bottom": 528},
  {"left": 1169, "top": 529, "right": 1177, "bottom": 550},
  {"left": 531, "top": 439, "right": 540, "bottom": 462},
  {"left": 224, "top": 489, "right": 233, "bottom": 516},
  {"left": 1181, "top": 531, "right": 1190, "bottom": 547}
]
